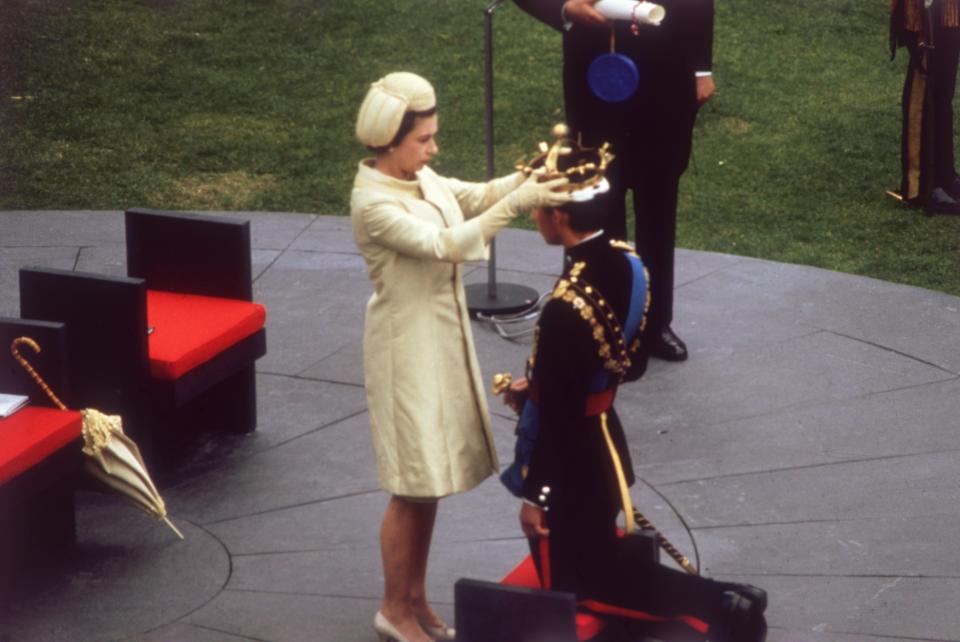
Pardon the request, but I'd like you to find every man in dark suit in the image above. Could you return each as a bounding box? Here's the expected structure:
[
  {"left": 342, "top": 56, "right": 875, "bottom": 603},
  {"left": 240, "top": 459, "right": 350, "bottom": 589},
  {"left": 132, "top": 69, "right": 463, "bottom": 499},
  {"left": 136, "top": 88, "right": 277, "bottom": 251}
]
[
  {"left": 515, "top": 0, "right": 716, "bottom": 361},
  {"left": 891, "top": 0, "right": 960, "bottom": 214},
  {"left": 500, "top": 192, "right": 767, "bottom": 642}
]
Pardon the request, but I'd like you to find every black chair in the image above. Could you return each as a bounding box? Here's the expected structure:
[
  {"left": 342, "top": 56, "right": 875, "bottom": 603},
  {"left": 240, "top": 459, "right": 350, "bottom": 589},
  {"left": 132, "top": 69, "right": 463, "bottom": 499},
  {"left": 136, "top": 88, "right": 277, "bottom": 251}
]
[
  {"left": 0, "top": 318, "right": 82, "bottom": 580},
  {"left": 19, "top": 208, "right": 267, "bottom": 465}
]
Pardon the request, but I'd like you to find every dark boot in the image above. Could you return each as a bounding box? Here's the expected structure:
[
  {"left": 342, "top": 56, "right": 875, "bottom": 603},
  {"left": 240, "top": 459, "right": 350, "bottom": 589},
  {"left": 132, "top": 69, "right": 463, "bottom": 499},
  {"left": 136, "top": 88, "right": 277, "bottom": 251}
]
[
  {"left": 732, "top": 584, "right": 767, "bottom": 613},
  {"left": 712, "top": 591, "right": 767, "bottom": 642}
]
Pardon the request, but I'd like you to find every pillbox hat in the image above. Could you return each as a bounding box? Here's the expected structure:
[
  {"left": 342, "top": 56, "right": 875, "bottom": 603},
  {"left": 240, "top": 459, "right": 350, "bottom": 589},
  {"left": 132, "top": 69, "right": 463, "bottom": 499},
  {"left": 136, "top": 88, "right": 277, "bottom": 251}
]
[{"left": 356, "top": 72, "right": 436, "bottom": 148}]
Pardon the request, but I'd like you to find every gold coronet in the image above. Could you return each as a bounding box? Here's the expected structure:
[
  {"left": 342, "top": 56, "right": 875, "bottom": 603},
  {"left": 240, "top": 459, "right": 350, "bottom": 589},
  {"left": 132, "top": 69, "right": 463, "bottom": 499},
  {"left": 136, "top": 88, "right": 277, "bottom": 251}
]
[{"left": 516, "top": 124, "right": 614, "bottom": 194}]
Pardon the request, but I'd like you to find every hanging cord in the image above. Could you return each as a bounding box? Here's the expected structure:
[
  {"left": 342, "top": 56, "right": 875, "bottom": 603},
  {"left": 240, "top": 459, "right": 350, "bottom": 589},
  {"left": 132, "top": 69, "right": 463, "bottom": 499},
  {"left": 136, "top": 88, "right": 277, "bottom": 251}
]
[
  {"left": 600, "top": 411, "right": 698, "bottom": 574},
  {"left": 10, "top": 337, "right": 67, "bottom": 410},
  {"left": 476, "top": 291, "right": 551, "bottom": 340}
]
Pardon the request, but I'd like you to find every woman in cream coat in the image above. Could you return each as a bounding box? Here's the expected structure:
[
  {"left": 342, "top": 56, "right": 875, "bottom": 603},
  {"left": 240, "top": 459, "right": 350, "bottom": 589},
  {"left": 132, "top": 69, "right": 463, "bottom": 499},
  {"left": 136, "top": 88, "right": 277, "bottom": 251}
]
[{"left": 351, "top": 72, "right": 569, "bottom": 642}]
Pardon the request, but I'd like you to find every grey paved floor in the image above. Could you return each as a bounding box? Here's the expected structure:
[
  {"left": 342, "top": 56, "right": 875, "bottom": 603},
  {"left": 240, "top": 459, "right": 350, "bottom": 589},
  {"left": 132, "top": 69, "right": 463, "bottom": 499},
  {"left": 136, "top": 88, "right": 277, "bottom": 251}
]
[{"left": 1, "top": 210, "right": 959, "bottom": 642}]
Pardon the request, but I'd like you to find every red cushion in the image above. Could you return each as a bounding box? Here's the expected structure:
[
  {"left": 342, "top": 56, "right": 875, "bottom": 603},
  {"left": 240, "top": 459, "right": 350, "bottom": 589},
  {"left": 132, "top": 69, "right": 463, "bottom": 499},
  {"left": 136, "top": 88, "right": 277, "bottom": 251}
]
[
  {"left": 147, "top": 290, "right": 267, "bottom": 380},
  {"left": 501, "top": 555, "right": 607, "bottom": 641},
  {"left": 0, "top": 406, "right": 82, "bottom": 484}
]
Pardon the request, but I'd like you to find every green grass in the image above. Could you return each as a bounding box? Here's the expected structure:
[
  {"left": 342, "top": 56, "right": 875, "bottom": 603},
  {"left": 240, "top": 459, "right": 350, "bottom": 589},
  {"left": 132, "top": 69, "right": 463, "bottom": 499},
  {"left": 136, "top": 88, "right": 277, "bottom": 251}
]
[{"left": 2, "top": 0, "right": 958, "bottom": 295}]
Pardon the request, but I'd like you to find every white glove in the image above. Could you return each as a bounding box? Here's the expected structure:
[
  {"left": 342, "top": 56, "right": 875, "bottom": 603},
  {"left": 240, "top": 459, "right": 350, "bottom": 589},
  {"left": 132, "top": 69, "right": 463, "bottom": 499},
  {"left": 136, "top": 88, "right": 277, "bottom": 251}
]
[
  {"left": 491, "top": 170, "right": 527, "bottom": 198},
  {"left": 506, "top": 173, "right": 572, "bottom": 214},
  {"left": 477, "top": 174, "right": 571, "bottom": 242}
]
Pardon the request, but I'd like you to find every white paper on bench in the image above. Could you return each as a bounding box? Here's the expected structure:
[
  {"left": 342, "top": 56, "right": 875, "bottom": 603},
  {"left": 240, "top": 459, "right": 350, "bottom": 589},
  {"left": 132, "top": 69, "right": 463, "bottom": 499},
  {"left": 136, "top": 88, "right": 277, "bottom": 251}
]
[{"left": 0, "top": 393, "right": 29, "bottom": 418}]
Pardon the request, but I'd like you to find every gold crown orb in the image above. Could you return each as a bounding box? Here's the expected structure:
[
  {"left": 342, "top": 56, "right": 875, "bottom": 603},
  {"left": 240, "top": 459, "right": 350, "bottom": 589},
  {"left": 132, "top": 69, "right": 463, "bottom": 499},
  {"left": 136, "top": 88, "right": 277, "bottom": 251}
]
[{"left": 516, "top": 123, "right": 614, "bottom": 195}]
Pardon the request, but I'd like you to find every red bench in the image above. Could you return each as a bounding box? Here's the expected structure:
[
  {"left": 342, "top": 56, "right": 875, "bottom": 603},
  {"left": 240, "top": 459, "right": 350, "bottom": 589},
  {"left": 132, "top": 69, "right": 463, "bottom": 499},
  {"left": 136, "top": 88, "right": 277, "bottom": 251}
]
[
  {"left": 0, "top": 318, "right": 83, "bottom": 580},
  {"left": 0, "top": 406, "right": 82, "bottom": 486},
  {"left": 18, "top": 209, "right": 267, "bottom": 466}
]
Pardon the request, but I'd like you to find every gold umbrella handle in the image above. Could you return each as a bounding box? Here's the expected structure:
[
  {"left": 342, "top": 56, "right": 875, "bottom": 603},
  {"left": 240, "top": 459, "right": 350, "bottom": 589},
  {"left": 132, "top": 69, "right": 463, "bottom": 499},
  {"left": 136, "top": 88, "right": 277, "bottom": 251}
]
[
  {"left": 632, "top": 508, "right": 699, "bottom": 576},
  {"left": 10, "top": 337, "right": 67, "bottom": 411}
]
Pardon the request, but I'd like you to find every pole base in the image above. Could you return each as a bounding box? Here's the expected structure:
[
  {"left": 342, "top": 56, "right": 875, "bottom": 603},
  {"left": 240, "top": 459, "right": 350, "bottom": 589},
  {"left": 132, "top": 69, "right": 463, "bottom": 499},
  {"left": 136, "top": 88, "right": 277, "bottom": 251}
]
[{"left": 466, "top": 282, "right": 540, "bottom": 319}]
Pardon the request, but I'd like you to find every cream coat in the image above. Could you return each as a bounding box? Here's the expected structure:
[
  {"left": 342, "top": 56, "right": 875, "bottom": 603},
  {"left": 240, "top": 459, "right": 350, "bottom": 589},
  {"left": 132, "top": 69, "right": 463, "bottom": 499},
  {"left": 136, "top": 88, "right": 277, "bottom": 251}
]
[{"left": 351, "top": 161, "right": 518, "bottom": 497}]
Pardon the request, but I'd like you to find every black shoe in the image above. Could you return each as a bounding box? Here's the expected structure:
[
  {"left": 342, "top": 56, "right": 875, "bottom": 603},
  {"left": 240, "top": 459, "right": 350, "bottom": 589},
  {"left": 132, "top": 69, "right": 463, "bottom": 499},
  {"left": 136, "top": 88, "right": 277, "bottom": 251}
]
[
  {"left": 944, "top": 175, "right": 960, "bottom": 201},
  {"left": 923, "top": 187, "right": 960, "bottom": 215},
  {"left": 733, "top": 584, "right": 767, "bottom": 613},
  {"left": 648, "top": 327, "right": 688, "bottom": 362},
  {"left": 714, "top": 591, "right": 767, "bottom": 642}
]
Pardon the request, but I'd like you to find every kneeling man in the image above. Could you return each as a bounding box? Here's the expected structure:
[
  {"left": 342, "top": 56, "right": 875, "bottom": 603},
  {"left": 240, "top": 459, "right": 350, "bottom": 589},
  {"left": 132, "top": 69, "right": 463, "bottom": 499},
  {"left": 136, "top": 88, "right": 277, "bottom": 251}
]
[{"left": 501, "top": 189, "right": 768, "bottom": 642}]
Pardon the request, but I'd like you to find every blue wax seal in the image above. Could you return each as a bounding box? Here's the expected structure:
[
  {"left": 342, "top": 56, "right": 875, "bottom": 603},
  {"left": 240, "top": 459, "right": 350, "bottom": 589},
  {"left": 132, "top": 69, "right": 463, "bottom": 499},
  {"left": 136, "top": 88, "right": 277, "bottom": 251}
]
[{"left": 588, "top": 53, "right": 639, "bottom": 103}]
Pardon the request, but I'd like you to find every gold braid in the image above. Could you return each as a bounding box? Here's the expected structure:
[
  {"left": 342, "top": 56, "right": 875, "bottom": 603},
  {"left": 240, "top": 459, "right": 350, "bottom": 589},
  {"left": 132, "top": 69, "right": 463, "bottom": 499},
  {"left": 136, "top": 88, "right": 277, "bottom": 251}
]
[{"left": 552, "top": 262, "right": 632, "bottom": 378}]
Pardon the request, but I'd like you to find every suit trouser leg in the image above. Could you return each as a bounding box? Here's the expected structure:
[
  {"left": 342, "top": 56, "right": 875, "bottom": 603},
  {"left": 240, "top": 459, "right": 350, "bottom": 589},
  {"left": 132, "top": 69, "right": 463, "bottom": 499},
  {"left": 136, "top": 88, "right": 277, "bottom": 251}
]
[
  {"left": 901, "top": 30, "right": 959, "bottom": 198},
  {"left": 602, "top": 155, "right": 630, "bottom": 242},
  {"left": 633, "top": 172, "right": 681, "bottom": 333},
  {"left": 931, "top": 26, "right": 960, "bottom": 186}
]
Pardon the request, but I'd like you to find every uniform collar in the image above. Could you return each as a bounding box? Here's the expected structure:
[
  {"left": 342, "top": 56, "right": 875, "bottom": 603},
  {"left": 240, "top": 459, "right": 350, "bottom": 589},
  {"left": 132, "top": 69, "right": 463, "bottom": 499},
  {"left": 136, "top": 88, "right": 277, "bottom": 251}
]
[{"left": 566, "top": 230, "right": 607, "bottom": 264}]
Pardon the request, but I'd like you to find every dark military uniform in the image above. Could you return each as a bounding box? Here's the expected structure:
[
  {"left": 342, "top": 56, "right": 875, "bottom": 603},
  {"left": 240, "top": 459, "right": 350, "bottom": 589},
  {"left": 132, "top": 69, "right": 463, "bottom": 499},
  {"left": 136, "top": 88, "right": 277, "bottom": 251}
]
[
  {"left": 891, "top": 0, "right": 960, "bottom": 201},
  {"left": 502, "top": 234, "right": 763, "bottom": 641}
]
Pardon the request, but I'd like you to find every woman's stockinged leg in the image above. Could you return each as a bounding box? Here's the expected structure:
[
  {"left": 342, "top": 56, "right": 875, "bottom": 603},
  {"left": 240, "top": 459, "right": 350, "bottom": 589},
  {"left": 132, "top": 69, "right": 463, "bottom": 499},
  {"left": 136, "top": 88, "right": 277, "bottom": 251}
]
[
  {"left": 379, "top": 495, "right": 437, "bottom": 642},
  {"left": 408, "top": 499, "right": 444, "bottom": 627}
]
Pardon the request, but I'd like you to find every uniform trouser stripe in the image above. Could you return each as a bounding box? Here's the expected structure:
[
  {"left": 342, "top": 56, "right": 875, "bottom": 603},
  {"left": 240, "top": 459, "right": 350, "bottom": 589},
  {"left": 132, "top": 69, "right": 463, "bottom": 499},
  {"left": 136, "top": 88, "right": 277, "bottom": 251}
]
[
  {"left": 578, "top": 599, "right": 711, "bottom": 635},
  {"left": 600, "top": 411, "right": 636, "bottom": 535},
  {"left": 903, "top": 49, "right": 928, "bottom": 200},
  {"left": 538, "top": 537, "right": 552, "bottom": 590}
]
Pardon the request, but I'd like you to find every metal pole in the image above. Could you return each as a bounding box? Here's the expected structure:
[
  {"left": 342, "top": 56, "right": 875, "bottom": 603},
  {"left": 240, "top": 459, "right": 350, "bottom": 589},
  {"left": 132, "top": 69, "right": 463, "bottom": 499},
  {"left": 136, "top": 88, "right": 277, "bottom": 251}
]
[
  {"left": 484, "top": 0, "right": 500, "bottom": 299},
  {"left": 466, "top": 0, "right": 540, "bottom": 318}
]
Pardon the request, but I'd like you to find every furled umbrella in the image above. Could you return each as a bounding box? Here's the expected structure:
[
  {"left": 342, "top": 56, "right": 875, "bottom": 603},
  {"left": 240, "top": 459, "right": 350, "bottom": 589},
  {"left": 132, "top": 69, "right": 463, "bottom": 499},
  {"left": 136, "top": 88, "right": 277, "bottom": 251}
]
[{"left": 11, "top": 336, "right": 183, "bottom": 540}]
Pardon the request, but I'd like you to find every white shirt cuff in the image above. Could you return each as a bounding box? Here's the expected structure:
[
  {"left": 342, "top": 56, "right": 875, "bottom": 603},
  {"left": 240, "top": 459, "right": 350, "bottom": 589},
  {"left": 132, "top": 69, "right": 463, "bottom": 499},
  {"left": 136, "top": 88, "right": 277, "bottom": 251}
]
[{"left": 695, "top": 71, "right": 713, "bottom": 77}]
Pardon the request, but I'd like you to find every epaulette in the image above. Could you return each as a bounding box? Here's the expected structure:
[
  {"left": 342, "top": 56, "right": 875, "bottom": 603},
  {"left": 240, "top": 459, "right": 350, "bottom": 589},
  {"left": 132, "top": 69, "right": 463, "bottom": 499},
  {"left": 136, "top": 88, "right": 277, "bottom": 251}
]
[{"left": 609, "top": 239, "right": 639, "bottom": 256}]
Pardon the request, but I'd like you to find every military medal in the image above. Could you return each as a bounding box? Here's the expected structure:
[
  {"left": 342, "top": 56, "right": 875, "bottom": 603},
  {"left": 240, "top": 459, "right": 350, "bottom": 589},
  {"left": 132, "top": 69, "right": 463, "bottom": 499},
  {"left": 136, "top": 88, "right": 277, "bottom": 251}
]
[
  {"left": 587, "top": 1, "right": 665, "bottom": 103},
  {"left": 588, "top": 30, "right": 639, "bottom": 103}
]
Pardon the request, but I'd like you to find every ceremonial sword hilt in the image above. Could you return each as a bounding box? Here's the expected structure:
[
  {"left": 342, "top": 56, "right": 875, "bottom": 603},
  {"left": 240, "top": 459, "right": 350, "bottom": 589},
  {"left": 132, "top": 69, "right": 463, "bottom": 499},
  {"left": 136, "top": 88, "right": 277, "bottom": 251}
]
[{"left": 492, "top": 372, "right": 513, "bottom": 396}]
